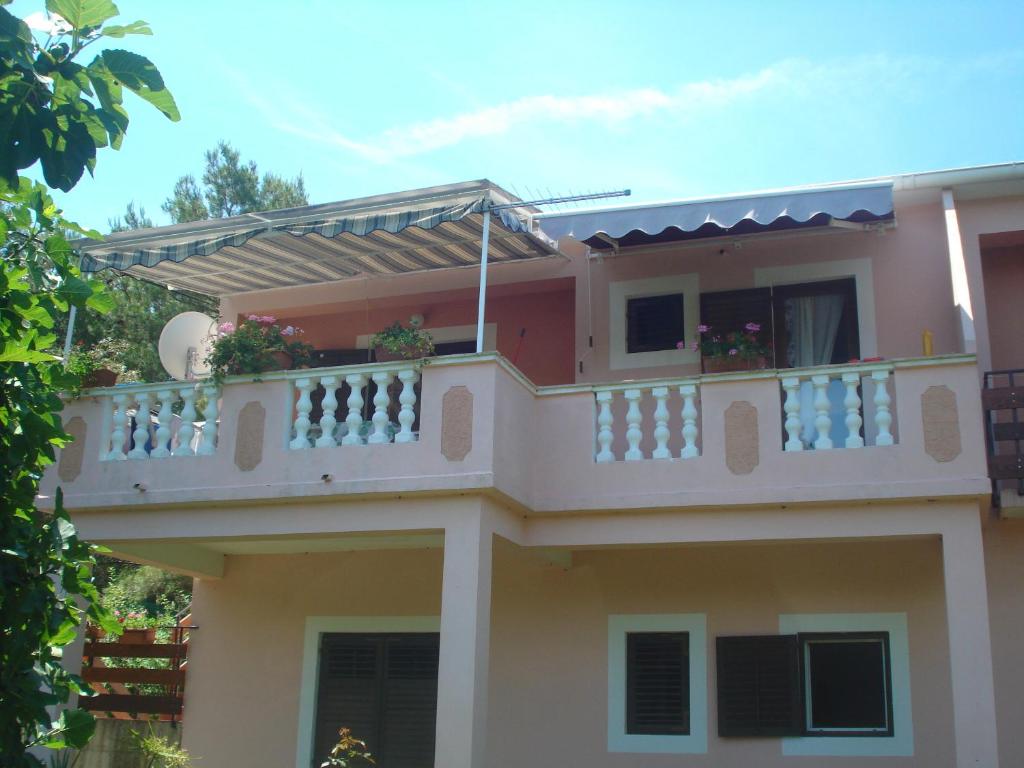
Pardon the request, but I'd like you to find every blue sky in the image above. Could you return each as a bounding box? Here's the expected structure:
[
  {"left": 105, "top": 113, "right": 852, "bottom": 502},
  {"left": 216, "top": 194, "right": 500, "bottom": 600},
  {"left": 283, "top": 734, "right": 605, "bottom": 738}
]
[{"left": 20, "top": 0, "right": 1024, "bottom": 229}]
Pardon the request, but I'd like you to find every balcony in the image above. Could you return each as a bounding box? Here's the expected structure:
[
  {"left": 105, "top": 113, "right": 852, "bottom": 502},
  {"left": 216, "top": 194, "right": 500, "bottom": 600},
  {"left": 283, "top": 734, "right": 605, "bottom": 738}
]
[{"left": 41, "top": 353, "right": 990, "bottom": 515}]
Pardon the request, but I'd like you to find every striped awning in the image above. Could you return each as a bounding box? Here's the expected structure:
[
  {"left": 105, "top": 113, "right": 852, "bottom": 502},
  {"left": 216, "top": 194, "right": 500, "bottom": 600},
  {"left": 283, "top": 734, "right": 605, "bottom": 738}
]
[{"left": 77, "top": 181, "right": 558, "bottom": 297}]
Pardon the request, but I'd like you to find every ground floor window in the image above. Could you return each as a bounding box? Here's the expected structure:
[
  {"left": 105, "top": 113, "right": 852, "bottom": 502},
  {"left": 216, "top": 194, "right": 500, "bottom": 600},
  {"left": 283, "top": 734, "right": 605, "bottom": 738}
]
[
  {"left": 626, "top": 631, "right": 690, "bottom": 735},
  {"left": 803, "top": 632, "right": 892, "bottom": 736},
  {"left": 312, "top": 632, "right": 439, "bottom": 767}
]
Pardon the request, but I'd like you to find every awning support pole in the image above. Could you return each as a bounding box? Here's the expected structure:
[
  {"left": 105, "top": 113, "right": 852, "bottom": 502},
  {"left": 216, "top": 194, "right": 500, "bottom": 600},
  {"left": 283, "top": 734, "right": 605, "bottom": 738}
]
[
  {"left": 475, "top": 202, "right": 491, "bottom": 354},
  {"left": 62, "top": 304, "right": 77, "bottom": 361}
]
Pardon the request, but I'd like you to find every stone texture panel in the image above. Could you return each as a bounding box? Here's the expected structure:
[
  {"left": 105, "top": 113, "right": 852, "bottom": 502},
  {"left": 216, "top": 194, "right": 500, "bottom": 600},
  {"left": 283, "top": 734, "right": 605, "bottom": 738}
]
[
  {"left": 235, "top": 401, "right": 266, "bottom": 471},
  {"left": 58, "top": 416, "right": 87, "bottom": 482},
  {"left": 921, "top": 385, "right": 961, "bottom": 463},
  {"left": 442, "top": 386, "right": 473, "bottom": 461},
  {"left": 724, "top": 401, "right": 759, "bottom": 475}
]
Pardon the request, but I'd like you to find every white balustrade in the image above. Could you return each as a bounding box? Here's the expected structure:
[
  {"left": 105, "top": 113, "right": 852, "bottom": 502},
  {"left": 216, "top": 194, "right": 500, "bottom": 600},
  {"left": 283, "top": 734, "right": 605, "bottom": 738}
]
[
  {"left": 315, "top": 375, "right": 339, "bottom": 448},
  {"left": 98, "top": 382, "right": 219, "bottom": 460},
  {"left": 368, "top": 372, "right": 393, "bottom": 445},
  {"left": 289, "top": 377, "right": 314, "bottom": 450},
  {"left": 593, "top": 382, "right": 701, "bottom": 462},
  {"left": 342, "top": 373, "right": 367, "bottom": 446},
  {"left": 780, "top": 364, "right": 896, "bottom": 452},
  {"left": 395, "top": 368, "right": 419, "bottom": 444}
]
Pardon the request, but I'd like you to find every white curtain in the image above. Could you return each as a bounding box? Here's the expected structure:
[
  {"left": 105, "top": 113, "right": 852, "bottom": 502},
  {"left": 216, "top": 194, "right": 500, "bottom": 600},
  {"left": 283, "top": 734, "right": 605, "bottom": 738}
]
[{"left": 786, "top": 295, "right": 845, "bottom": 446}]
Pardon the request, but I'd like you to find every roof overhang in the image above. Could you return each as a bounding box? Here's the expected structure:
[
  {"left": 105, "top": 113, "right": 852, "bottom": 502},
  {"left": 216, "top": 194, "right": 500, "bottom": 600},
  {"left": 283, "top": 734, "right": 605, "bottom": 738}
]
[
  {"left": 535, "top": 182, "right": 895, "bottom": 251},
  {"left": 76, "top": 180, "right": 560, "bottom": 297}
]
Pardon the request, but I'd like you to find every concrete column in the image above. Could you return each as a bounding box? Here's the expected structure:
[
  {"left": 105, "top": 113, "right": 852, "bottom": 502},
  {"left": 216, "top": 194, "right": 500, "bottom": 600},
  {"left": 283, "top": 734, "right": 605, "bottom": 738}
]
[
  {"left": 434, "top": 511, "right": 493, "bottom": 768},
  {"left": 943, "top": 513, "right": 1000, "bottom": 767},
  {"left": 942, "top": 189, "right": 978, "bottom": 354}
]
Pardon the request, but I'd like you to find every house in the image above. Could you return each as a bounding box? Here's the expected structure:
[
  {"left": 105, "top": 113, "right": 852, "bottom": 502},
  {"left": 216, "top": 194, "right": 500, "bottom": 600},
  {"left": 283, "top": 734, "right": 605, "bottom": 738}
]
[{"left": 40, "top": 164, "right": 1024, "bottom": 768}]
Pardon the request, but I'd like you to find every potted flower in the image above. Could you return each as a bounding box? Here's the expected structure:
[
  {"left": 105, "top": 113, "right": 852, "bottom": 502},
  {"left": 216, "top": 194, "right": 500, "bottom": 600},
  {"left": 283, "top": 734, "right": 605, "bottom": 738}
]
[
  {"left": 370, "top": 321, "right": 434, "bottom": 362},
  {"left": 66, "top": 337, "right": 141, "bottom": 391},
  {"left": 685, "top": 322, "right": 772, "bottom": 373},
  {"left": 205, "top": 315, "right": 314, "bottom": 386}
]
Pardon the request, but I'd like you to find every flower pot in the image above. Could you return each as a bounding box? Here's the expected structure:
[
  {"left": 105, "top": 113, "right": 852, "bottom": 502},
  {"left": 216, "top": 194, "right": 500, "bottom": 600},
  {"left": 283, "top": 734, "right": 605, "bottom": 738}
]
[
  {"left": 259, "top": 350, "right": 294, "bottom": 372},
  {"left": 119, "top": 628, "right": 156, "bottom": 645},
  {"left": 83, "top": 368, "right": 118, "bottom": 388},
  {"left": 702, "top": 355, "right": 769, "bottom": 374},
  {"left": 373, "top": 345, "right": 427, "bottom": 363}
]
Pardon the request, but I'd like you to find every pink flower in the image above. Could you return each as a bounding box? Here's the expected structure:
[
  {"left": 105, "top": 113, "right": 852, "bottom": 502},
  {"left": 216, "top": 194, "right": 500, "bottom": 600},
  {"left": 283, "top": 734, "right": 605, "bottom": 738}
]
[
  {"left": 728, "top": 348, "right": 738, "bottom": 356},
  {"left": 217, "top": 322, "right": 235, "bottom": 335},
  {"left": 246, "top": 314, "right": 259, "bottom": 322},
  {"left": 676, "top": 340, "right": 685, "bottom": 350},
  {"left": 697, "top": 324, "right": 710, "bottom": 334},
  {"left": 691, "top": 341, "right": 700, "bottom": 352},
  {"left": 258, "top": 315, "right": 276, "bottom": 325},
  {"left": 282, "top": 326, "right": 296, "bottom": 337},
  {"left": 744, "top": 322, "right": 761, "bottom": 332}
]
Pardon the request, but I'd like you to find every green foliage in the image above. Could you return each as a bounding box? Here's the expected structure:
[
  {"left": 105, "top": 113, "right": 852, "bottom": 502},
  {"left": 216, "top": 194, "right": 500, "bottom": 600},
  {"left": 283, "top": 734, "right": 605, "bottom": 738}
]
[
  {"left": 320, "top": 728, "right": 375, "bottom": 768},
  {"left": 0, "top": 1, "right": 180, "bottom": 192},
  {"left": 205, "top": 315, "right": 313, "bottom": 387},
  {"left": 65, "top": 336, "right": 140, "bottom": 388},
  {"left": 370, "top": 321, "right": 434, "bottom": 359},
  {"left": 99, "top": 563, "right": 191, "bottom": 619},
  {"left": 126, "top": 724, "right": 192, "bottom": 768},
  {"left": 0, "top": 3, "right": 178, "bottom": 764},
  {"left": 162, "top": 140, "right": 308, "bottom": 223},
  {"left": 693, "top": 320, "right": 770, "bottom": 361}
]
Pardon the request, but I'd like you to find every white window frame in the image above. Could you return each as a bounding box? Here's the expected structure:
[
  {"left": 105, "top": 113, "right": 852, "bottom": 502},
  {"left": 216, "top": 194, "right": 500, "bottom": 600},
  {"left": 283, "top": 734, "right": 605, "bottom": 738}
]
[
  {"left": 802, "top": 634, "right": 892, "bottom": 735},
  {"left": 779, "top": 613, "right": 912, "bottom": 757},
  {"left": 294, "top": 615, "right": 441, "bottom": 768},
  {"left": 607, "top": 613, "right": 707, "bottom": 754},
  {"left": 608, "top": 274, "right": 700, "bottom": 370}
]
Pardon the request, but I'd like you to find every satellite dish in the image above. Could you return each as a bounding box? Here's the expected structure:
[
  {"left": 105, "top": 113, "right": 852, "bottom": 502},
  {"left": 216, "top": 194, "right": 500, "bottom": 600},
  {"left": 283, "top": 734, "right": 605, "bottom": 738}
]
[{"left": 158, "top": 312, "right": 216, "bottom": 380}]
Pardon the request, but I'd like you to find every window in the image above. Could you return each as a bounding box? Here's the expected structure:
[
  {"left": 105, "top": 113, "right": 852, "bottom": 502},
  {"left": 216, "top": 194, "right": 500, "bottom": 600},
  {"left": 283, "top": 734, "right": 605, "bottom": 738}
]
[
  {"left": 626, "top": 294, "right": 685, "bottom": 354},
  {"left": 716, "top": 635, "right": 802, "bottom": 737},
  {"left": 626, "top": 632, "right": 689, "bottom": 735},
  {"left": 803, "top": 633, "right": 892, "bottom": 736},
  {"left": 608, "top": 614, "right": 707, "bottom": 753}
]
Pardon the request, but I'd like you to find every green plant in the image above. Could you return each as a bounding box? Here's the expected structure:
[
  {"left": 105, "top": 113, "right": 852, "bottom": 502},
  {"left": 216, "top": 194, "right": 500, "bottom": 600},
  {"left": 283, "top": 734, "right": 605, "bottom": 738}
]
[
  {"left": 684, "top": 321, "right": 770, "bottom": 362},
  {"left": 370, "top": 321, "right": 434, "bottom": 359},
  {"left": 65, "top": 337, "right": 141, "bottom": 389},
  {"left": 320, "top": 728, "right": 375, "bottom": 767},
  {"left": 126, "top": 725, "right": 191, "bottom": 768},
  {"left": 205, "top": 315, "right": 314, "bottom": 386}
]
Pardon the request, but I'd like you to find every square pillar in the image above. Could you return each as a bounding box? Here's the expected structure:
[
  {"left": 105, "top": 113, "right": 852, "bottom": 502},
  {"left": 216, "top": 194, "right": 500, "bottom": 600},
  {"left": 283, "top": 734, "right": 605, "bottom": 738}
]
[
  {"left": 943, "top": 515, "right": 1000, "bottom": 767},
  {"left": 434, "top": 512, "right": 493, "bottom": 768},
  {"left": 941, "top": 188, "right": 978, "bottom": 355}
]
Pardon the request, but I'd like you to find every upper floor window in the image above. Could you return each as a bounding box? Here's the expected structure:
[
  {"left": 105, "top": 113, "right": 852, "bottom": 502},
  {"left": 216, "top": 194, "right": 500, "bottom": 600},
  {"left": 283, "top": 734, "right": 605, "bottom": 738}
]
[{"left": 626, "top": 294, "right": 685, "bottom": 354}]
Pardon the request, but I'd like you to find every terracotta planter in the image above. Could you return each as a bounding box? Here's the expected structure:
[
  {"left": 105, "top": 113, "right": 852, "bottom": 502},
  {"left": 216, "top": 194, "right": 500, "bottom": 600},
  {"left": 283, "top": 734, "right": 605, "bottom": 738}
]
[
  {"left": 260, "top": 350, "right": 293, "bottom": 372},
  {"left": 119, "top": 627, "right": 156, "bottom": 645},
  {"left": 373, "top": 345, "right": 428, "bottom": 363},
  {"left": 702, "top": 355, "right": 769, "bottom": 374},
  {"left": 83, "top": 368, "right": 118, "bottom": 388}
]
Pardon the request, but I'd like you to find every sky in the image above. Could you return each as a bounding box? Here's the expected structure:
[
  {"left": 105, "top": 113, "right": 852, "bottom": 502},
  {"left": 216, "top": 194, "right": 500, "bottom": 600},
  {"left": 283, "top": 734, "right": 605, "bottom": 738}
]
[{"left": 15, "top": 0, "right": 1024, "bottom": 229}]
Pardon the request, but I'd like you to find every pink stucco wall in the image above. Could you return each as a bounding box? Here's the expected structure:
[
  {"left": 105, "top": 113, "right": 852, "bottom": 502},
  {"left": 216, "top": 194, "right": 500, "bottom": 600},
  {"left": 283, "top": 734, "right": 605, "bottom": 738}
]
[
  {"left": 980, "top": 242, "right": 1024, "bottom": 371},
  {"left": 182, "top": 537, "right": 955, "bottom": 768}
]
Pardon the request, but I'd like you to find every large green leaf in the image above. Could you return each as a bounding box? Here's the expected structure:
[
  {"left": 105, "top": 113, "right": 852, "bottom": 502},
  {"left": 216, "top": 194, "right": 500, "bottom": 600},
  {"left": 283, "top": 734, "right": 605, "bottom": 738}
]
[
  {"left": 41, "top": 708, "right": 97, "bottom": 749},
  {"left": 95, "top": 49, "right": 180, "bottom": 121},
  {"left": 46, "top": 0, "right": 119, "bottom": 30},
  {"left": 101, "top": 19, "right": 151, "bottom": 38}
]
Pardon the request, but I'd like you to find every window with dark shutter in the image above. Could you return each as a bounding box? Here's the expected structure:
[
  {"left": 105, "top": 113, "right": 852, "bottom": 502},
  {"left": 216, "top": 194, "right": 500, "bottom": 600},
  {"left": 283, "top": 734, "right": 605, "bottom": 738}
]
[
  {"left": 312, "top": 633, "right": 440, "bottom": 767},
  {"left": 698, "top": 287, "right": 774, "bottom": 367},
  {"left": 716, "top": 635, "right": 803, "bottom": 737},
  {"left": 802, "top": 632, "right": 892, "bottom": 736},
  {"left": 626, "top": 632, "right": 690, "bottom": 735},
  {"left": 626, "top": 294, "right": 685, "bottom": 353}
]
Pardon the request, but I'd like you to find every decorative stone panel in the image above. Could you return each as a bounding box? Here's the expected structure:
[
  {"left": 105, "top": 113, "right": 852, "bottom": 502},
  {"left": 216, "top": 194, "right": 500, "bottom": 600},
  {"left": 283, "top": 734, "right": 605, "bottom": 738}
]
[
  {"left": 58, "top": 416, "right": 87, "bottom": 482},
  {"left": 724, "top": 401, "right": 759, "bottom": 475},
  {"left": 441, "top": 386, "right": 473, "bottom": 461},
  {"left": 234, "top": 401, "right": 266, "bottom": 471},
  {"left": 921, "top": 385, "right": 961, "bottom": 463}
]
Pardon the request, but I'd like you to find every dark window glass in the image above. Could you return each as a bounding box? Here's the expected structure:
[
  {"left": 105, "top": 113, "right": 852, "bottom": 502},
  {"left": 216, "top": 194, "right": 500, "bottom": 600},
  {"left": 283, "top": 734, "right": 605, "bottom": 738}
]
[
  {"left": 626, "top": 632, "right": 689, "bottom": 735},
  {"left": 803, "top": 633, "right": 892, "bottom": 735},
  {"left": 626, "top": 294, "right": 685, "bottom": 353}
]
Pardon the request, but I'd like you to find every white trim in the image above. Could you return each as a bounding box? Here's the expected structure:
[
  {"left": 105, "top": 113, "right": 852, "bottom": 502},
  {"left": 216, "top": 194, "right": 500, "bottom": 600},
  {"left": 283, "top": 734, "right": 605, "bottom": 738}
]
[
  {"left": 609, "top": 274, "right": 700, "bottom": 370},
  {"left": 294, "top": 615, "right": 441, "bottom": 768},
  {"left": 607, "top": 613, "right": 707, "bottom": 754},
  {"left": 754, "top": 258, "right": 877, "bottom": 358},
  {"left": 355, "top": 323, "right": 497, "bottom": 351},
  {"left": 779, "top": 612, "right": 913, "bottom": 757}
]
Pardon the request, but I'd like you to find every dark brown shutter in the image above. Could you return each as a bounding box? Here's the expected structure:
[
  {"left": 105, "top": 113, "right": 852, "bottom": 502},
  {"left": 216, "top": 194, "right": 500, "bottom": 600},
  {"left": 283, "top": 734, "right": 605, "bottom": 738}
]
[
  {"left": 626, "top": 294, "right": 685, "bottom": 353},
  {"left": 699, "top": 287, "right": 774, "bottom": 366},
  {"left": 312, "top": 633, "right": 439, "bottom": 768},
  {"left": 626, "top": 632, "right": 690, "bottom": 735},
  {"left": 716, "top": 635, "right": 802, "bottom": 737}
]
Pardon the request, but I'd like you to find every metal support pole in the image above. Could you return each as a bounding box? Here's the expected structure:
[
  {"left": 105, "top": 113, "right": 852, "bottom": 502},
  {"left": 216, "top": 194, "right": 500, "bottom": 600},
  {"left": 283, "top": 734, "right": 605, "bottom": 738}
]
[
  {"left": 475, "top": 203, "right": 491, "bottom": 354},
  {"left": 62, "top": 304, "right": 77, "bottom": 362}
]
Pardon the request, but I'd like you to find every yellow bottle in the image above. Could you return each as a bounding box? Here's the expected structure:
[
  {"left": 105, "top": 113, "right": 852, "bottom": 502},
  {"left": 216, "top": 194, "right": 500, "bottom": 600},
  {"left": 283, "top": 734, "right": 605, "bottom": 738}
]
[{"left": 922, "top": 329, "right": 934, "bottom": 356}]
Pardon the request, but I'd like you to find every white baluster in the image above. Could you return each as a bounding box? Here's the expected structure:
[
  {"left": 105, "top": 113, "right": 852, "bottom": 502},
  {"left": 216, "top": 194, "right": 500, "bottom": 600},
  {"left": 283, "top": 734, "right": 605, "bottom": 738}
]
[
  {"left": 812, "top": 374, "right": 833, "bottom": 450},
  {"left": 679, "top": 384, "right": 699, "bottom": 459},
  {"left": 872, "top": 369, "right": 894, "bottom": 446},
  {"left": 342, "top": 373, "right": 367, "bottom": 446},
  {"left": 315, "top": 376, "right": 339, "bottom": 448},
  {"left": 197, "top": 384, "right": 218, "bottom": 455},
  {"left": 151, "top": 389, "right": 173, "bottom": 458},
  {"left": 173, "top": 386, "right": 197, "bottom": 457},
  {"left": 652, "top": 386, "right": 671, "bottom": 459},
  {"left": 395, "top": 368, "right": 419, "bottom": 444},
  {"left": 127, "top": 392, "right": 151, "bottom": 459},
  {"left": 842, "top": 372, "right": 864, "bottom": 449},
  {"left": 108, "top": 393, "right": 129, "bottom": 460},
  {"left": 782, "top": 377, "right": 803, "bottom": 452},
  {"left": 624, "top": 388, "right": 644, "bottom": 461},
  {"left": 99, "top": 395, "right": 113, "bottom": 460},
  {"left": 368, "top": 371, "right": 393, "bottom": 444},
  {"left": 595, "top": 391, "right": 614, "bottom": 463},
  {"left": 290, "top": 377, "right": 314, "bottom": 450}
]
